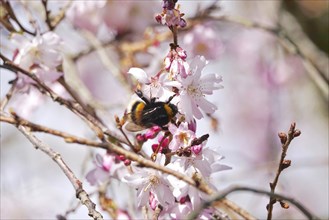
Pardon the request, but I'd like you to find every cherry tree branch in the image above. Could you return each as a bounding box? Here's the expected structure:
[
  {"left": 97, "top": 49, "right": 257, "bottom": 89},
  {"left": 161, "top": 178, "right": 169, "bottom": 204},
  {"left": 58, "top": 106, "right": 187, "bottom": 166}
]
[
  {"left": 1, "top": 112, "right": 255, "bottom": 220},
  {"left": 0, "top": 1, "right": 36, "bottom": 36},
  {"left": 267, "top": 122, "right": 301, "bottom": 219},
  {"left": 0, "top": 77, "right": 17, "bottom": 111},
  {"left": 0, "top": 53, "right": 129, "bottom": 146},
  {"left": 16, "top": 125, "right": 103, "bottom": 220},
  {"left": 41, "top": 0, "right": 54, "bottom": 31},
  {"left": 188, "top": 186, "right": 319, "bottom": 220},
  {"left": 41, "top": 0, "right": 71, "bottom": 32}
]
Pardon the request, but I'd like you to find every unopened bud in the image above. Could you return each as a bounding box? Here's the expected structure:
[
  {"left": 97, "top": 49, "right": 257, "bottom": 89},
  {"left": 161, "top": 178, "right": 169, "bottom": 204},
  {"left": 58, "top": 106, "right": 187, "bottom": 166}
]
[
  {"left": 293, "top": 129, "right": 301, "bottom": 137},
  {"left": 281, "top": 159, "right": 291, "bottom": 169},
  {"left": 152, "top": 144, "right": 160, "bottom": 153},
  {"left": 114, "top": 115, "right": 120, "bottom": 124},
  {"left": 124, "top": 159, "right": 131, "bottom": 166},
  {"left": 179, "top": 196, "right": 187, "bottom": 204},
  {"left": 279, "top": 201, "right": 289, "bottom": 209},
  {"left": 155, "top": 14, "right": 162, "bottom": 24},
  {"left": 278, "top": 132, "right": 287, "bottom": 144},
  {"left": 136, "top": 134, "right": 146, "bottom": 143},
  {"left": 118, "top": 155, "right": 126, "bottom": 161}
]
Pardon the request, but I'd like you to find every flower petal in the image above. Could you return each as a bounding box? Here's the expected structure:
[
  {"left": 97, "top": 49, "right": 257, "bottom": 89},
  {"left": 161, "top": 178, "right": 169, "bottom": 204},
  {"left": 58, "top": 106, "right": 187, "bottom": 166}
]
[
  {"left": 128, "top": 67, "right": 150, "bottom": 84},
  {"left": 195, "top": 97, "right": 217, "bottom": 114}
]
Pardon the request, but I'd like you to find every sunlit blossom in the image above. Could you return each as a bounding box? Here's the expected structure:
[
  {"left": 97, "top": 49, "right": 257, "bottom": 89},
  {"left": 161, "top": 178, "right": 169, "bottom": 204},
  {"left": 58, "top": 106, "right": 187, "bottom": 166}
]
[
  {"left": 12, "top": 32, "right": 63, "bottom": 90},
  {"left": 168, "top": 122, "right": 195, "bottom": 152},
  {"left": 177, "top": 56, "right": 223, "bottom": 122},
  {"left": 123, "top": 155, "right": 174, "bottom": 209},
  {"left": 128, "top": 67, "right": 180, "bottom": 98},
  {"left": 86, "top": 153, "right": 123, "bottom": 185},
  {"left": 183, "top": 24, "right": 224, "bottom": 60},
  {"left": 66, "top": 1, "right": 107, "bottom": 34}
]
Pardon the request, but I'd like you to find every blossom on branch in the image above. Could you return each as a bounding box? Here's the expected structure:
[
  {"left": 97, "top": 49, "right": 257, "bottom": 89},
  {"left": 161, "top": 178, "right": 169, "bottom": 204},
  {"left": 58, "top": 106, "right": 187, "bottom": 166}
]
[
  {"left": 164, "top": 46, "right": 189, "bottom": 79},
  {"left": 176, "top": 56, "right": 223, "bottom": 122},
  {"left": 128, "top": 67, "right": 180, "bottom": 98},
  {"left": 183, "top": 24, "right": 224, "bottom": 60},
  {"left": 123, "top": 155, "right": 174, "bottom": 209},
  {"left": 168, "top": 122, "right": 196, "bottom": 152},
  {"left": 86, "top": 153, "right": 124, "bottom": 185},
  {"left": 11, "top": 32, "right": 63, "bottom": 90},
  {"left": 156, "top": 0, "right": 186, "bottom": 28}
]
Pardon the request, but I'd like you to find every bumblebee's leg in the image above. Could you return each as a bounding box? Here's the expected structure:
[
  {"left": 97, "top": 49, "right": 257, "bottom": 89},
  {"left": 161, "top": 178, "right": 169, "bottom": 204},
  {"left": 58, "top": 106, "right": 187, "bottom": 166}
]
[{"left": 135, "top": 90, "right": 150, "bottom": 104}]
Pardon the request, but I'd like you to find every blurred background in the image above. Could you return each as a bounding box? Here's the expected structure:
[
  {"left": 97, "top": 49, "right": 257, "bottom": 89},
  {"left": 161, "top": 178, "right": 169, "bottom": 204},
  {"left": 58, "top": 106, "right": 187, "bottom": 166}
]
[{"left": 1, "top": 0, "right": 328, "bottom": 219}]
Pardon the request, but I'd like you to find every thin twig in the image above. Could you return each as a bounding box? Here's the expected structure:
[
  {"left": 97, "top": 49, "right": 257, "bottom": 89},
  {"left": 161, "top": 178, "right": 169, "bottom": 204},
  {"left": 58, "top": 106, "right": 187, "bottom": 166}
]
[
  {"left": 41, "top": 0, "right": 70, "bottom": 31},
  {"left": 57, "top": 76, "right": 103, "bottom": 123},
  {"left": 0, "top": 1, "right": 36, "bottom": 36},
  {"left": 201, "top": 13, "right": 328, "bottom": 100},
  {"left": 0, "top": 77, "right": 17, "bottom": 111},
  {"left": 0, "top": 53, "right": 129, "bottom": 145},
  {"left": 188, "top": 186, "right": 319, "bottom": 220},
  {"left": 267, "top": 122, "right": 301, "bottom": 219},
  {"left": 51, "top": 1, "right": 71, "bottom": 29},
  {"left": 0, "top": 113, "right": 103, "bottom": 149},
  {"left": 17, "top": 125, "right": 103, "bottom": 220},
  {"left": 41, "top": 0, "right": 54, "bottom": 31}
]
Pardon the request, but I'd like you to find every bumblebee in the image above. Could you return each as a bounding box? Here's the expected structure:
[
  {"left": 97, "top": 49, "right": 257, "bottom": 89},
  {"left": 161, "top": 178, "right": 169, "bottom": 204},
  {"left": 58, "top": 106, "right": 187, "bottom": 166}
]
[{"left": 125, "top": 90, "right": 178, "bottom": 131}]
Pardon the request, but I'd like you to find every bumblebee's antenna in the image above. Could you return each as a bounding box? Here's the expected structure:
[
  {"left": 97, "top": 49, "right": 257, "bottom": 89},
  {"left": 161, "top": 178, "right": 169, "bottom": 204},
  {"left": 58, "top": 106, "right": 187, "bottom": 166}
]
[
  {"left": 135, "top": 89, "right": 150, "bottom": 104},
  {"left": 166, "top": 93, "right": 176, "bottom": 104}
]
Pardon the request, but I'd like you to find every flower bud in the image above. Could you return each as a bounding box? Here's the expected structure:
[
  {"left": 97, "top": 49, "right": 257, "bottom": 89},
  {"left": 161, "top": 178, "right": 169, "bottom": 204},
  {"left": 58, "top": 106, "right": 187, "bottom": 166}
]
[
  {"left": 281, "top": 159, "right": 291, "bottom": 170},
  {"left": 293, "top": 129, "right": 301, "bottom": 137},
  {"left": 118, "top": 155, "right": 126, "bottom": 161},
  {"left": 155, "top": 14, "right": 162, "bottom": 24},
  {"left": 136, "top": 133, "right": 146, "bottom": 142},
  {"left": 278, "top": 132, "right": 287, "bottom": 144},
  {"left": 279, "top": 201, "right": 290, "bottom": 209},
  {"left": 124, "top": 159, "right": 131, "bottom": 166}
]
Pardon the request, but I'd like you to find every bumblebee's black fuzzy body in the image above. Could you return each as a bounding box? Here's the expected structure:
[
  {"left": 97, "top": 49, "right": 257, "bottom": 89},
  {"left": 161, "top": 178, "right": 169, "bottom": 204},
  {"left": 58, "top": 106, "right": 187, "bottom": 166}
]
[{"left": 130, "top": 90, "right": 178, "bottom": 129}]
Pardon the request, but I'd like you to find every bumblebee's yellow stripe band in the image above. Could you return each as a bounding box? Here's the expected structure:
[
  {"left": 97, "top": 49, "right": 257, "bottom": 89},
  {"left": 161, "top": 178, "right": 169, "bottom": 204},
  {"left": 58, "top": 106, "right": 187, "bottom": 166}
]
[
  {"left": 164, "top": 104, "right": 173, "bottom": 120},
  {"left": 135, "top": 103, "right": 145, "bottom": 125}
]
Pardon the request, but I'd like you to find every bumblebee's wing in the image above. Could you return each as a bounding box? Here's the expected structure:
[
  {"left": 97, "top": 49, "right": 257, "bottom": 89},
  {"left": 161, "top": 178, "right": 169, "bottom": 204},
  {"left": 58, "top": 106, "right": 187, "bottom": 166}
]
[
  {"left": 124, "top": 122, "right": 146, "bottom": 132},
  {"left": 123, "top": 112, "right": 145, "bottom": 132}
]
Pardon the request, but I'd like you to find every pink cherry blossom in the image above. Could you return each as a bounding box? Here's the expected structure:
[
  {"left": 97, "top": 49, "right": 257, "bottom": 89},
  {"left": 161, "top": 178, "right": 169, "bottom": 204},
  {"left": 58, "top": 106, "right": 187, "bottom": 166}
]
[
  {"left": 11, "top": 32, "right": 63, "bottom": 90},
  {"left": 123, "top": 155, "right": 174, "bottom": 209},
  {"left": 116, "top": 210, "right": 131, "bottom": 220},
  {"left": 86, "top": 153, "right": 123, "bottom": 185},
  {"left": 128, "top": 68, "right": 180, "bottom": 98},
  {"left": 156, "top": 7, "right": 186, "bottom": 28},
  {"left": 103, "top": 1, "right": 158, "bottom": 34},
  {"left": 177, "top": 56, "right": 223, "bottom": 122},
  {"left": 66, "top": 1, "right": 107, "bottom": 34},
  {"left": 164, "top": 46, "right": 190, "bottom": 79},
  {"left": 168, "top": 122, "right": 195, "bottom": 152},
  {"left": 183, "top": 23, "right": 224, "bottom": 60}
]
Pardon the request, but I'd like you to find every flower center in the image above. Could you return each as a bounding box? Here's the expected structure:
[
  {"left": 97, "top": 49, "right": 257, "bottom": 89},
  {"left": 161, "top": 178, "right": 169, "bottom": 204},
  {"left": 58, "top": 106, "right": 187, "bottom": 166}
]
[
  {"left": 178, "top": 132, "right": 189, "bottom": 145},
  {"left": 150, "top": 77, "right": 160, "bottom": 88},
  {"left": 187, "top": 84, "right": 202, "bottom": 98},
  {"left": 195, "top": 42, "right": 208, "bottom": 54},
  {"left": 144, "top": 175, "right": 160, "bottom": 192}
]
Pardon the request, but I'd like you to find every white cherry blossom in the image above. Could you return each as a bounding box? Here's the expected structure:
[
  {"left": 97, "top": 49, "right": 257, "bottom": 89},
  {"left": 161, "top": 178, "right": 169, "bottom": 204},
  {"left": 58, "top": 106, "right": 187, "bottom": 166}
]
[{"left": 177, "top": 56, "right": 223, "bottom": 122}]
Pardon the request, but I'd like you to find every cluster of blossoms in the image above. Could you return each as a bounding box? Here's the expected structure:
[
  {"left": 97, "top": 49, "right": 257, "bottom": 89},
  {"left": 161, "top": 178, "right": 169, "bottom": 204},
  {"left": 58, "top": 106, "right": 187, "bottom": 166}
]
[
  {"left": 66, "top": 1, "right": 158, "bottom": 36},
  {"left": 7, "top": 31, "right": 65, "bottom": 118},
  {"left": 86, "top": 0, "right": 229, "bottom": 219},
  {"left": 11, "top": 32, "right": 63, "bottom": 91}
]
